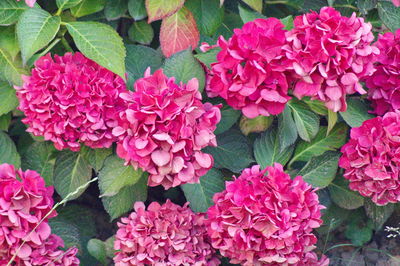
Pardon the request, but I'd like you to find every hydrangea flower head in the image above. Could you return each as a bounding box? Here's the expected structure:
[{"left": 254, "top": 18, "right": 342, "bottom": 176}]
[
  {"left": 114, "top": 200, "right": 219, "bottom": 266},
  {"left": 285, "top": 7, "right": 379, "bottom": 112},
  {"left": 206, "top": 163, "right": 327, "bottom": 266},
  {"left": 340, "top": 110, "right": 400, "bottom": 205},
  {"left": 16, "top": 52, "right": 127, "bottom": 151},
  {"left": 206, "top": 18, "right": 291, "bottom": 118},
  {"left": 113, "top": 69, "right": 221, "bottom": 189}
]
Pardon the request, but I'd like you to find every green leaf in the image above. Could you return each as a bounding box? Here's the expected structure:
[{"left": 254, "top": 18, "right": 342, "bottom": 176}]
[
  {"left": 0, "top": 130, "right": 20, "bottom": 168},
  {"left": 0, "top": 0, "right": 29, "bottom": 26},
  {"left": 377, "top": 1, "right": 400, "bottom": 32},
  {"left": 145, "top": 0, "right": 185, "bottom": 22},
  {"left": 291, "top": 123, "right": 347, "bottom": 163},
  {"left": 243, "top": 0, "right": 262, "bottom": 12},
  {"left": 0, "top": 26, "right": 20, "bottom": 59},
  {"left": 345, "top": 221, "right": 373, "bottom": 246},
  {"left": 21, "top": 142, "right": 57, "bottom": 186},
  {"left": 277, "top": 106, "right": 298, "bottom": 151},
  {"left": 288, "top": 99, "right": 320, "bottom": 142},
  {"left": 81, "top": 146, "right": 112, "bottom": 172},
  {"left": 364, "top": 199, "right": 394, "bottom": 230},
  {"left": 128, "top": 21, "right": 154, "bottom": 45},
  {"left": 194, "top": 47, "right": 220, "bottom": 68},
  {"left": 357, "top": 0, "right": 377, "bottom": 14},
  {"left": 298, "top": 151, "right": 340, "bottom": 188},
  {"left": 87, "top": 239, "right": 107, "bottom": 265},
  {"left": 54, "top": 150, "right": 92, "bottom": 200},
  {"left": 105, "top": 0, "right": 128, "bottom": 20},
  {"left": 125, "top": 44, "right": 162, "bottom": 88},
  {"left": 98, "top": 155, "right": 145, "bottom": 197},
  {"left": 0, "top": 113, "right": 11, "bottom": 131},
  {"left": 238, "top": 3, "right": 265, "bottom": 23},
  {"left": 66, "top": 21, "right": 126, "bottom": 79},
  {"left": 214, "top": 106, "right": 240, "bottom": 135},
  {"left": 0, "top": 48, "right": 25, "bottom": 86},
  {"left": 0, "top": 82, "right": 18, "bottom": 116},
  {"left": 303, "top": 0, "right": 328, "bottom": 11},
  {"left": 240, "top": 115, "right": 273, "bottom": 136},
  {"left": 318, "top": 203, "right": 350, "bottom": 234},
  {"left": 328, "top": 177, "right": 364, "bottom": 210},
  {"left": 71, "top": 0, "right": 106, "bottom": 18},
  {"left": 49, "top": 220, "right": 81, "bottom": 249},
  {"left": 186, "top": 0, "right": 224, "bottom": 36},
  {"left": 181, "top": 168, "right": 225, "bottom": 213},
  {"left": 327, "top": 109, "right": 337, "bottom": 134},
  {"left": 102, "top": 173, "right": 148, "bottom": 220},
  {"left": 56, "top": 0, "right": 83, "bottom": 11},
  {"left": 280, "top": 15, "right": 293, "bottom": 30},
  {"left": 213, "top": 12, "right": 243, "bottom": 39},
  {"left": 303, "top": 98, "right": 328, "bottom": 116},
  {"left": 128, "top": 0, "right": 147, "bottom": 20},
  {"left": 163, "top": 49, "right": 205, "bottom": 92},
  {"left": 17, "top": 8, "right": 61, "bottom": 64},
  {"left": 339, "top": 98, "right": 374, "bottom": 128},
  {"left": 204, "top": 129, "right": 254, "bottom": 173},
  {"left": 254, "top": 127, "right": 294, "bottom": 168}
]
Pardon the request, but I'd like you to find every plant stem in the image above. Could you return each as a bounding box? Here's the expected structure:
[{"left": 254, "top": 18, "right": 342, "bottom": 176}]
[{"left": 61, "top": 37, "right": 73, "bottom": 52}]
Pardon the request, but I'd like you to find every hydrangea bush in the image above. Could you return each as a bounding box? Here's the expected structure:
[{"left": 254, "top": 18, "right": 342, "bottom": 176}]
[{"left": 0, "top": 0, "right": 399, "bottom": 265}]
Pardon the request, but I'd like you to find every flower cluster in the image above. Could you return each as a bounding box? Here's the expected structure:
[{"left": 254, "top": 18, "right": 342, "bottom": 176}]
[
  {"left": 339, "top": 110, "right": 400, "bottom": 205},
  {"left": 16, "top": 52, "right": 127, "bottom": 151},
  {"left": 16, "top": 0, "right": 36, "bottom": 7},
  {"left": 113, "top": 69, "right": 221, "bottom": 189},
  {"left": 206, "top": 164, "right": 327, "bottom": 266},
  {"left": 114, "top": 200, "right": 219, "bottom": 266},
  {"left": 366, "top": 30, "right": 400, "bottom": 115},
  {"left": 0, "top": 164, "right": 79, "bottom": 265},
  {"left": 392, "top": 0, "right": 400, "bottom": 7},
  {"left": 206, "top": 18, "right": 291, "bottom": 118}
]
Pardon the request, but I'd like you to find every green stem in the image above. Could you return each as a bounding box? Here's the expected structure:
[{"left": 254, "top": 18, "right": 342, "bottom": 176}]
[
  {"left": 39, "top": 38, "right": 61, "bottom": 57},
  {"left": 61, "top": 37, "right": 73, "bottom": 52}
]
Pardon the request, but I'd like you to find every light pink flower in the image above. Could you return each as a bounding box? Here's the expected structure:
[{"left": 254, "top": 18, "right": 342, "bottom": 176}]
[
  {"left": 16, "top": 0, "right": 36, "bottom": 7},
  {"left": 206, "top": 164, "right": 327, "bottom": 266},
  {"left": 113, "top": 69, "right": 221, "bottom": 189},
  {"left": 339, "top": 110, "right": 400, "bottom": 205},
  {"left": 284, "top": 7, "right": 379, "bottom": 112},
  {"left": 392, "top": 0, "right": 400, "bottom": 7},
  {"left": 114, "top": 200, "right": 219, "bottom": 266},
  {"left": 366, "top": 30, "right": 400, "bottom": 115},
  {"left": 206, "top": 18, "right": 291, "bottom": 118},
  {"left": 16, "top": 52, "right": 127, "bottom": 151}
]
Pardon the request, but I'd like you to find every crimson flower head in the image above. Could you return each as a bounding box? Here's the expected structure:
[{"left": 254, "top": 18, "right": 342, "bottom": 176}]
[
  {"left": 113, "top": 68, "right": 221, "bottom": 189},
  {"left": 340, "top": 110, "right": 400, "bottom": 205},
  {"left": 366, "top": 30, "right": 400, "bottom": 115},
  {"left": 284, "top": 7, "right": 379, "bottom": 112},
  {"left": 206, "top": 164, "right": 327, "bottom": 266},
  {"left": 206, "top": 18, "right": 292, "bottom": 118},
  {"left": 114, "top": 200, "right": 219, "bottom": 266},
  {"left": 16, "top": 52, "right": 127, "bottom": 151}
]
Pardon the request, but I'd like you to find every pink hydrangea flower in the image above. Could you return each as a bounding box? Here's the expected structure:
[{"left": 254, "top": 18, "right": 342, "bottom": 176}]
[
  {"left": 0, "top": 164, "right": 79, "bottom": 265},
  {"left": 16, "top": 0, "right": 36, "bottom": 7},
  {"left": 206, "top": 164, "right": 327, "bottom": 266},
  {"left": 206, "top": 18, "right": 292, "bottom": 118},
  {"left": 339, "top": 110, "right": 400, "bottom": 205},
  {"left": 392, "top": 0, "right": 400, "bottom": 7},
  {"left": 16, "top": 52, "right": 127, "bottom": 151},
  {"left": 114, "top": 200, "right": 220, "bottom": 266},
  {"left": 366, "top": 30, "right": 400, "bottom": 115},
  {"left": 284, "top": 7, "right": 379, "bottom": 112},
  {"left": 113, "top": 69, "right": 221, "bottom": 189}
]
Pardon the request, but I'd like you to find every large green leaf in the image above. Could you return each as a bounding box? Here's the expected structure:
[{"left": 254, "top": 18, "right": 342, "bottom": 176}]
[
  {"left": 277, "top": 106, "right": 298, "bottom": 151},
  {"left": 186, "top": 0, "right": 224, "bottom": 36},
  {"left": 254, "top": 127, "right": 294, "bottom": 168},
  {"left": 364, "top": 199, "right": 394, "bottom": 230},
  {"left": 128, "top": 20, "right": 154, "bottom": 45},
  {"left": 49, "top": 220, "right": 81, "bottom": 249},
  {"left": 0, "top": 82, "right": 18, "bottom": 116},
  {"left": 0, "top": 114, "right": 11, "bottom": 131},
  {"left": 0, "top": 26, "right": 20, "bottom": 59},
  {"left": 163, "top": 49, "right": 205, "bottom": 92},
  {"left": 328, "top": 176, "right": 364, "bottom": 210},
  {"left": 288, "top": 99, "right": 319, "bottom": 142},
  {"left": 214, "top": 106, "right": 240, "bottom": 135},
  {"left": 339, "top": 98, "right": 374, "bottom": 128},
  {"left": 87, "top": 239, "right": 107, "bottom": 265},
  {"left": 317, "top": 203, "right": 350, "bottom": 235},
  {"left": 0, "top": 0, "right": 28, "bottom": 26},
  {"left": 128, "top": 0, "right": 147, "bottom": 20},
  {"left": 145, "top": 0, "right": 185, "bottom": 22},
  {"left": 377, "top": 1, "right": 400, "bottom": 31},
  {"left": 194, "top": 47, "right": 220, "bottom": 68},
  {"left": 298, "top": 151, "right": 340, "bottom": 188},
  {"left": 104, "top": 0, "right": 128, "bottom": 20},
  {"left": 0, "top": 48, "right": 25, "bottom": 86},
  {"left": 56, "top": 0, "right": 83, "bottom": 11},
  {"left": 243, "top": 0, "right": 263, "bottom": 12},
  {"left": 238, "top": 3, "right": 265, "bottom": 23},
  {"left": 54, "top": 150, "right": 92, "bottom": 200},
  {"left": 66, "top": 21, "right": 126, "bottom": 78},
  {"left": 71, "top": 0, "right": 106, "bottom": 17},
  {"left": 290, "top": 123, "right": 348, "bottom": 163},
  {"left": 81, "top": 146, "right": 112, "bottom": 172},
  {"left": 358, "top": 0, "right": 377, "bottom": 14},
  {"left": 181, "top": 168, "right": 225, "bottom": 213},
  {"left": 17, "top": 8, "right": 61, "bottom": 64},
  {"left": 0, "top": 130, "right": 21, "bottom": 168}
]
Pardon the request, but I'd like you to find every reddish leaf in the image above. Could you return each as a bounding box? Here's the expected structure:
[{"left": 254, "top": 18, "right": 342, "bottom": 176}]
[
  {"left": 145, "top": 0, "right": 185, "bottom": 23},
  {"left": 160, "top": 7, "right": 200, "bottom": 57}
]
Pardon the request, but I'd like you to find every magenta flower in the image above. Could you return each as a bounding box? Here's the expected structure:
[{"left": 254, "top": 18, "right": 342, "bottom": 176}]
[
  {"left": 16, "top": 0, "right": 36, "bottom": 7},
  {"left": 206, "top": 18, "right": 292, "bottom": 118},
  {"left": 366, "top": 30, "right": 400, "bottom": 115},
  {"left": 392, "top": 0, "right": 400, "bottom": 7},
  {"left": 339, "top": 110, "right": 400, "bottom": 205},
  {"left": 114, "top": 200, "right": 219, "bottom": 266},
  {"left": 206, "top": 164, "right": 327, "bottom": 266},
  {"left": 0, "top": 164, "right": 79, "bottom": 265},
  {"left": 284, "top": 7, "right": 379, "bottom": 112},
  {"left": 113, "top": 69, "right": 221, "bottom": 189},
  {"left": 16, "top": 52, "right": 127, "bottom": 151}
]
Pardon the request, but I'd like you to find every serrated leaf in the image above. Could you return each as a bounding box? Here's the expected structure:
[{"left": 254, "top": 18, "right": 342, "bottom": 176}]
[
  {"left": 0, "top": 0, "right": 29, "bottom": 26},
  {"left": 128, "top": 20, "right": 154, "bottom": 45},
  {"left": 163, "top": 49, "right": 205, "bottom": 91},
  {"left": 0, "top": 26, "right": 20, "bottom": 59},
  {"left": 328, "top": 177, "right": 364, "bottom": 210},
  {"left": 98, "top": 155, "right": 145, "bottom": 197},
  {"left": 54, "top": 150, "right": 92, "bottom": 200},
  {"left": 298, "top": 151, "right": 340, "bottom": 188},
  {"left": 254, "top": 127, "right": 294, "bottom": 168},
  {"left": 243, "top": 0, "right": 262, "bottom": 12},
  {"left": 194, "top": 47, "right": 220, "bottom": 68},
  {"left": 0, "top": 48, "right": 25, "bottom": 86},
  {"left": 238, "top": 3, "right": 266, "bottom": 23},
  {"left": 214, "top": 106, "right": 240, "bottom": 135},
  {"left": 303, "top": 98, "right": 328, "bottom": 115},
  {"left": 0, "top": 130, "right": 21, "bottom": 168},
  {"left": 358, "top": 0, "right": 377, "bottom": 14},
  {"left": 277, "top": 106, "right": 298, "bottom": 151},
  {"left": 71, "top": 0, "right": 106, "bottom": 18},
  {"left": 160, "top": 7, "right": 199, "bottom": 57},
  {"left": 145, "top": 0, "right": 185, "bottom": 22},
  {"left": 56, "top": 0, "right": 83, "bottom": 11},
  {"left": 49, "top": 220, "right": 81, "bottom": 249},
  {"left": 186, "top": 0, "right": 224, "bottom": 36},
  {"left": 204, "top": 129, "right": 254, "bottom": 173},
  {"left": 288, "top": 99, "right": 320, "bottom": 142},
  {"left": 364, "top": 199, "right": 394, "bottom": 230},
  {"left": 80, "top": 146, "right": 112, "bottom": 172},
  {"left": 377, "top": 1, "right": 400, "bottom": 31},
  {"left": 17, "top": 8, "right": 61, "bottom": 64},
  {"left": 181, "top": 168, "right": 225, "bottom": 213},
  {"left": 339, "top": 98, "right": 374, "bottom": 128},
  {"left": 66, "top": 21, "right": 126, "bottom": 78},
  {"left": 105, "top": 0, "right": 128, "bottom": 21},
  {"left": 0, "top": 82, "right": 18, "bottom": 116},
  {"left": 128, "top": 0, "right": 147, "bottom": 20}
]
